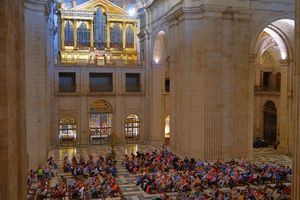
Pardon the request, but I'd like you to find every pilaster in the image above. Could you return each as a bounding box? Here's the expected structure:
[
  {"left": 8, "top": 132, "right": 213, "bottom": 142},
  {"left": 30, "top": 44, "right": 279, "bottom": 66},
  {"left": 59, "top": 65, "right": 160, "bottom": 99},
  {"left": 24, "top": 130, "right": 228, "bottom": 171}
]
[
  {"left": 148, "top": 63, "right": 164, "bottom": 144},
  {"left": 278, "top": 59, "right": 291, "bottom": 154}
]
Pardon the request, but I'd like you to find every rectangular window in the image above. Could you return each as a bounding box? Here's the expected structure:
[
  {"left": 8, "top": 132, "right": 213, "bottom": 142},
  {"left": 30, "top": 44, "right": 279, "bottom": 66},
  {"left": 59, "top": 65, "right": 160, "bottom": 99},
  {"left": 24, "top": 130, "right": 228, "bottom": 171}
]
[
  {"left": 89, "top": 73, "right": 113, "bottom": 92},
  {"left": 262, "top": 72, "right": 272, "bottom": 91},
  {"left": 59, "top": 72, "right": 76, "bottom": 93},
  {"left": 126, "top": 73, "right": 140, "bottom": 92},
  {"left": 263, "top": 72, "right": 271, "bottom": 86},
  {"left": 165, "top": 78, "right": 170, "bottom": 92}
]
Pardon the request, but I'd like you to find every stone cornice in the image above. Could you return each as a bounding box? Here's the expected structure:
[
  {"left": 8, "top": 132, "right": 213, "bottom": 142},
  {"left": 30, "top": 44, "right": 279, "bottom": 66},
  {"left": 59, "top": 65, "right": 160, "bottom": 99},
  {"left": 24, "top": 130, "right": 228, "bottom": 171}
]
[
  {"left": 25, "top": 0, "right": 48, "bottom": 5},
  {"left": 166, "top": 4, "right": 251, "bottom": 24},
  {"left": 25, "top": 0, "right": 54, "bottom": 16},
  {"left": 280, "top": 59, "right": 292, "bottom": 66}
]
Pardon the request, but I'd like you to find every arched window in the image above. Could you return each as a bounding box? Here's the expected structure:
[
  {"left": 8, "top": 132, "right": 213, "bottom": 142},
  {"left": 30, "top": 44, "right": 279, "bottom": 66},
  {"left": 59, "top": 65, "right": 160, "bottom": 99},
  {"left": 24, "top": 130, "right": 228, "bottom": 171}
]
[
  {"left": 153, "top": 31, "right": 166, "bottom": 64},
  {"left": 126, "top": 24, "right": 134, "bottom": 48},
  {"left": 89, "top": 99, "right": 112, "bottom": 144},
  {"left": 165, "top": 115, "right": 170, "bottom": 138},
  {"left": 64, "top": 21, "right": 74, "bottom": 46},
  {"left": 125, "top": 114, "right": 140, "bottom": 140},
  {"left": 59, "top": 116, "right": 76, "bottom": 143},
  {"left": 77, "top": 22, "right": 90, "bottom": 48},
  {"left": 94, "top": 8, "right": 107, "bottom": 50},
  {"left": 110, "top": 23, "right": 123, "bottom": 49}
]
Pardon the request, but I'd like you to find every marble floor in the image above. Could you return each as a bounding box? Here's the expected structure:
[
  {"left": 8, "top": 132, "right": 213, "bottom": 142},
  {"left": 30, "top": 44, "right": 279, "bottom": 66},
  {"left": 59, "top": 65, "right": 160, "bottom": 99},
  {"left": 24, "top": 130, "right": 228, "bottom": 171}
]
[{"left": 48, "top": 144, "right": 292, "bottom": 200}]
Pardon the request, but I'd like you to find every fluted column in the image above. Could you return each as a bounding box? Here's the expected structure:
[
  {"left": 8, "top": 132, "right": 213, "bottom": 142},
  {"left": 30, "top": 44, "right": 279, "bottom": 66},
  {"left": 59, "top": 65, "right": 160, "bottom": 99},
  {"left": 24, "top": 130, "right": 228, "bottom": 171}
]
[{"left": 292, "top": 0, "right": 300, "bottom": 198}]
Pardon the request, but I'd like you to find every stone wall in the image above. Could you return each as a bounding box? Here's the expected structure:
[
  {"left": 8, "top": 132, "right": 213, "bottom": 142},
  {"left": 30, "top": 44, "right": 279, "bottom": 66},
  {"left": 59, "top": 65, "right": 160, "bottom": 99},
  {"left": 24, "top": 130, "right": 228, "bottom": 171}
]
[{"left": 53, "top": 66, "right": 146, "bottom": 145}]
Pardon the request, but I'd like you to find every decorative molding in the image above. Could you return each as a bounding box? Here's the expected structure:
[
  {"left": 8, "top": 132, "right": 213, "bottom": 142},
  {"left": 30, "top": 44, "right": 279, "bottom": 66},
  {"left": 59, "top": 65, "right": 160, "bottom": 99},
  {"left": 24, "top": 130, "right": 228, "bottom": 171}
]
[
  {"left": 60, "top": 9, "right": 95, "bottom": 20},
  {"left": 90, "top": 99, "right": 113, "bottom": 113},
  {"left": 25, "top": 0, "right": 48, "bottom": 12},
  {"left": 167, "top": 4, "right": 251, "bottom": 22}
]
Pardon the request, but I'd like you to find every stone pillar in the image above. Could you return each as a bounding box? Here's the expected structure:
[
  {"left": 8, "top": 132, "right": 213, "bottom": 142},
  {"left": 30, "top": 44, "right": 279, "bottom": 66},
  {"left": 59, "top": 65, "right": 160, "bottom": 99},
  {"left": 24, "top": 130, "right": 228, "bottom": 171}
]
[
  {"left": 25, "top": 0, "right": 50, "bottom": 169},
  {"left": 149, "top": 63, "right": 164, "bottom": 144},
  {"left": 249, "top": 54, "right": 256, "bottom": 146},
  {"left": 278, "top": 60, "right": 290, "bottom": 153},
  {"left": 168, "top": 4, "right": 252, "bottom": 160},
  {"left": 0, "top": 0, "right": 27, "bottom": 199},
  {"left": 292, "top": 0, "right": 300, "bottom": 198}
]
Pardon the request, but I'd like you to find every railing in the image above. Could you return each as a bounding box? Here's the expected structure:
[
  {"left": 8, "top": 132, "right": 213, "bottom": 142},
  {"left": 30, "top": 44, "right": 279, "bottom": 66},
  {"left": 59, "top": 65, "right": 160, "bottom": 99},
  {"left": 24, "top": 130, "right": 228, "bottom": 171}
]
[
  {"left": 254, "top": 86, "right": 280, "bottom": 93},
  {"left": 56, "top": 58, "right": 143, "bottom": 67}
]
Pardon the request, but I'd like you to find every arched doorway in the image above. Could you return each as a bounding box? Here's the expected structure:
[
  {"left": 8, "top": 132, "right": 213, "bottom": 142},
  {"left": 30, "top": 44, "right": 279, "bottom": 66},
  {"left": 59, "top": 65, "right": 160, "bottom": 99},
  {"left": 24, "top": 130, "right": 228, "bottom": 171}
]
[
  {"left": 124, "top": 114, "right": 140, "bottom": 142},
  {"left": 164, "top": 115, "right": 170, "bottom": 144},
  {"left": 59, "top": 116, "right": 77, "bottom": 145},
  {"left": 89, "top": 99, "right": 112, "bottom": 144},
  {"left": 263, "top": 101, "right": 277, "bottom": 144}
]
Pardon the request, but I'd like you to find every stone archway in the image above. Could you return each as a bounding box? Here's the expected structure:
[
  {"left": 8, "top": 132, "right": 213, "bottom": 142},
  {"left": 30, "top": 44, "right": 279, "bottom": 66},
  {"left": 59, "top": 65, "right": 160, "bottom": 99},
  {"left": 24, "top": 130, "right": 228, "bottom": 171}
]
[{"left": 252, "top": 18, "right": 294, "bottom": 154}]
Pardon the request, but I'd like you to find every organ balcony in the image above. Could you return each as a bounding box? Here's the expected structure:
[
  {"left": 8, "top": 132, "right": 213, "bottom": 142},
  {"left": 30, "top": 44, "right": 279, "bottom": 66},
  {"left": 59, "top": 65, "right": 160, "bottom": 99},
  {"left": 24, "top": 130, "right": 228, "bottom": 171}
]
[{"left": 56, "top": 0, "right": 139, "bottom": 66}]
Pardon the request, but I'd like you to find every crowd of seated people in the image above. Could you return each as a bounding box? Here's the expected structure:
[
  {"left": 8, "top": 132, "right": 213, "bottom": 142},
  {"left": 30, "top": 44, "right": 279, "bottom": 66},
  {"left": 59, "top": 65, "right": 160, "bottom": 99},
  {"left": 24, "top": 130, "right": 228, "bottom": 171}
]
[
  {"left": 28, "top": 152, "right": 123, "bottom": 199},
  {"left": 173, "top": 184, "right": 291, "bottom": 200},
  {"left": 123, "top": 148, "right": 292, "bottom": 198},
  {"left": 27, "top": 157, "right": 58, "bottom": 199},
  {"left": 62, "top": 153, "right": 122, "bottom": 198}
]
